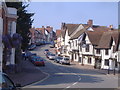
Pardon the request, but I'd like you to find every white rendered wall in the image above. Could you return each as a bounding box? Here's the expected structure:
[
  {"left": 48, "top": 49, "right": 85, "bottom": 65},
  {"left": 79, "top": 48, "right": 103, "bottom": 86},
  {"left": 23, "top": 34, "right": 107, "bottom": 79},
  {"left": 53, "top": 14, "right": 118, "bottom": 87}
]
[{"left": 0, "top": 17, "right": 3, "bottom": 72}]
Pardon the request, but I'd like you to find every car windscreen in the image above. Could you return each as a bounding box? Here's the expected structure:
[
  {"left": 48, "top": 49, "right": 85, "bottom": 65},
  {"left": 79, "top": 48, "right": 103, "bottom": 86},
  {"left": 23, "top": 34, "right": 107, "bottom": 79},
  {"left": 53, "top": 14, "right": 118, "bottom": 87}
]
[
  {"left": 64, "top": 58, "right": 69, "bottom": 60},
  {"left": 58, "top": 57, "right": 63, "bottom": 59}
]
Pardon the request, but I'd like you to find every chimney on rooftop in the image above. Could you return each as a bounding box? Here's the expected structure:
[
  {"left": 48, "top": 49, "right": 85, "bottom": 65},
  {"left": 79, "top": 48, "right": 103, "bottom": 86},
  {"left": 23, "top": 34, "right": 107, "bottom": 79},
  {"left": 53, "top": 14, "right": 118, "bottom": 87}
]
[
  {"left": 109, "top": 25, "right": 113, "bottom": 30},
  {"left": 61, "top": 22, "right": 66, "bottom": 30},
  {"left": 87, "top": 19, "right": 93, "bottom": 27}
]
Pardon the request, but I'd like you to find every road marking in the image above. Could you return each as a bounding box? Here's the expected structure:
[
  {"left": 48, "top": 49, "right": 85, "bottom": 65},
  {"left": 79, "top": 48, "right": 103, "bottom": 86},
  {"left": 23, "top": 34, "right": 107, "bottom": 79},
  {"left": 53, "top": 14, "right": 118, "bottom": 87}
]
[
  {"left": 73, "top": 82, "right": 78, "bottom": 85},
  {"left": 79, "top": 78, "right": 81, "bottom": 81},
  {"left": 66, "top": 86, "right": 71, "bottom": 88}
]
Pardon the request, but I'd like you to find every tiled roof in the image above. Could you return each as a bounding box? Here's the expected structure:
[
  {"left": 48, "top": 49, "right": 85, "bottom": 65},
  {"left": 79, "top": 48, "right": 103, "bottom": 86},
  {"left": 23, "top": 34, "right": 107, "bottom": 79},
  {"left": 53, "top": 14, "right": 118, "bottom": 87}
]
[
  {"left": 61, "top": 30, "right": 65, "bottom": 38},
  {"left": 46, "top": 27, "right": 53, "bottom": 33},
  {"left": 36, "top": 28, "right": 45, "bottom": 35},
  {"left": 56, "top": 30, "right": 61, "bottom": 38}
]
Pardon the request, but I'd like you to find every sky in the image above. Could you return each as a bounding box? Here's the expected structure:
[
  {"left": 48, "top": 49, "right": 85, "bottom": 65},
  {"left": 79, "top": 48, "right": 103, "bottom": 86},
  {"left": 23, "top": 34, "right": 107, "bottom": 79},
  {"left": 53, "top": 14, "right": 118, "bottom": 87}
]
[{"left": 26, "top": 2, "right": 118, "bottom": 31}]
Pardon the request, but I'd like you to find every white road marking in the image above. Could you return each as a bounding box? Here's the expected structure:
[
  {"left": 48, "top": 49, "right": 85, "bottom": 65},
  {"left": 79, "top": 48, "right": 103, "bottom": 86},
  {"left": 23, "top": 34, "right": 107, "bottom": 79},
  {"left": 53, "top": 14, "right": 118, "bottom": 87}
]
[
  {"left": 73, "top": 82, "right": 78, "bottom": 85},
  {"left": 66, "top": 86, "right": 71, "bottom": 88}
]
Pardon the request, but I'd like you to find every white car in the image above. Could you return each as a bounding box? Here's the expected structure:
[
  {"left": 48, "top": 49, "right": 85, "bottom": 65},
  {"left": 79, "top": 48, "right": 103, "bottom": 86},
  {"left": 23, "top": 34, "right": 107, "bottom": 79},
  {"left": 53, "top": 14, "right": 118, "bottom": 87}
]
[
  {"left": 59, "top": 57, "right": 70, "bottom": 65},
  {"left": 48, "top": 53, "right": 56, "bottom": 60}
]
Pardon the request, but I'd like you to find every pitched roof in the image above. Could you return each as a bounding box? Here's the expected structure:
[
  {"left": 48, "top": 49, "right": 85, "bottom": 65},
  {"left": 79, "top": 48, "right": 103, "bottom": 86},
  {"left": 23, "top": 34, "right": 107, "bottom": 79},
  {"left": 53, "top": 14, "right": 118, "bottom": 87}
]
[
  {"left": 61, "top": 30, "right": 65, "bottom": 38},
  {"left": 36, "top": 28, "right": 45, "bottom": 35},
  {"left": 86, "top": 31, "right": 104, "bottom": 46},
  {"left": 70, "top": 28, "right": 87, "bottom": 40},
  {"left": 46, "top": 27, "right": 53, "bottom": 33},
  {"left": 70, "top": 25, "right": 108, "bottom": 44},
  {"left": 56, "top": 30, "right": 61, "bottom": 38},
  {"left": 96, "top": 30, "right": 119, "bottom": 51},
  {"left": 65, "top": 24, "right": 80, "bottom": 36}
]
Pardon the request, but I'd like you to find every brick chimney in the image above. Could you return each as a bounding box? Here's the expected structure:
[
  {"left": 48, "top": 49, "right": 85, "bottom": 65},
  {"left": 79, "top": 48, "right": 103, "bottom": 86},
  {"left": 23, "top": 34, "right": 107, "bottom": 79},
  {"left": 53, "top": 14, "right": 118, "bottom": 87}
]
[
  {"left": 87, "top": 19, "right": 93, "bottom": 27},
  {"left": 109, "top": 25, "right": 113, "bottom": 30},
  {"left": 61, "top": 22, "right": 66, "bottom": 30}
]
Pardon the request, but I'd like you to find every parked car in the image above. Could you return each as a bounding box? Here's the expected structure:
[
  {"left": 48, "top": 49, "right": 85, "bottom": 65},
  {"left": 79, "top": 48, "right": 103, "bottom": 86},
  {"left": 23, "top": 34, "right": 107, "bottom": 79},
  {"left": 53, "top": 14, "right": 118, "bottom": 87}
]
[
  {"left": 36, "top": 41, "right": 42, "bottom": 46},
  {"left": 48, "top": 53, "right": 56, "bottom": 60},
  {"left": 28, "top": 44, "right": 36, "bottom": 50},
  {"left": 33, "top": 57, "right": 45, "bottom": 66},
  {"left": 46, "top": 52, "right": 52, "bottom": 58},
  {"left": 30, "top": 56, "right": 40, "bottom": 63},
  {"left": 44, "top": 49, "right": 49, "bottom": 54},
  {"left": 49, "top": 44, "right": 54, "bottom": 48},
  {"left": 0, "top": 72, "right": 21, "bottom": 90},
  {"left": 54, "top": 56, "right": 63, "bottom": 63},
  {"left": 59, "top": 57, "right": 70, "bottom": 65},
  {"left": 29, "top": 53, "right": 37, "bottom": 61}
]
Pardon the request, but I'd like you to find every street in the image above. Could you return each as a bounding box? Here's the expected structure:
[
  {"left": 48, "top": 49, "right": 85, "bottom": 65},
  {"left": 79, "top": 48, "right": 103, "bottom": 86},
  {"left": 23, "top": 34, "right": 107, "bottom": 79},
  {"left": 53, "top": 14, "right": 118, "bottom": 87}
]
[{"left": 24, "top": 45, "right": 118, "bottom": 88}]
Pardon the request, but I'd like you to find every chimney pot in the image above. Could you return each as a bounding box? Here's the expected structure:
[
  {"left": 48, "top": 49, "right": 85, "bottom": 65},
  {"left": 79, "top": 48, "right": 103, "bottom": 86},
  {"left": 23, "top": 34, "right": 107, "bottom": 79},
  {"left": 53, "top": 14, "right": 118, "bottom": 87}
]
[{"left": 87, "top": 19, "right": 93, "bottom": 26}]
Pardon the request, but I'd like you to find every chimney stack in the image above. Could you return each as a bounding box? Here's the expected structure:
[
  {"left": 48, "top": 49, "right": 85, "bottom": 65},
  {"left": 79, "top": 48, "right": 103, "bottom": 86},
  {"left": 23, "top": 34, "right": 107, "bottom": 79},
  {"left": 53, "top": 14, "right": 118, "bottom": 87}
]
[
  {"left": 87, "top": 19, "right": 93, "bottom": 27},
  {"left": 109, "top": 25, "right": 113, "bottom": 30},
  {"left": 61, "top": 22, "right": 66, "bottom": 30}
]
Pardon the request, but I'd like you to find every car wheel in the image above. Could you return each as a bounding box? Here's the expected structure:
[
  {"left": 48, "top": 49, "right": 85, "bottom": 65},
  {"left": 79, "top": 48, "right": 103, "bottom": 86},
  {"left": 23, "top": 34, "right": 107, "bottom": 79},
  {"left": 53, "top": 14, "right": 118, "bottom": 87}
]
[{"left": 60, "top": 62, "right": 63, "bottom": 65}]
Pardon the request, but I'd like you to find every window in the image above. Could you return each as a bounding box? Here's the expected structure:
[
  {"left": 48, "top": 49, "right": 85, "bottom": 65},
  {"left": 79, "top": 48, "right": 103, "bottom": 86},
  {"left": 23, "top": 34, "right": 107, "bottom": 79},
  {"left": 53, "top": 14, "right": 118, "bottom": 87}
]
[
  {"left": 115, "top": 59, "right": 117, "bottom": 68},
  {"left": 73, "top": 41, "right": 74, "bottom": 46},
  {"left": 70, "top": 42, "right": 71, "bottom": 48},
  {"left": 96, "top": 49, "right": 100, "bottom": 54},
  {"left": 88, "top": 57, "right": 92, "bottom": 64},
  {"left": 75, "top": 54, "right": 77, "bottom": 59},
  {"left": 8, "top": 21, "right": 12, "bottom": 35},
  {"left": 80, "top": 46, "right": 82, "bottom": 51},
  {"left": 76, "top": 40, "right": 77, "bottom": 46},
  {"left": 105, "top": 49, "right": 109, "bottom": 55},
  {"left": 105, "top": 59, "right": 109, "bottom": 66},
  {"left": 79, "top": 57, "right": 81, "bottom": 63},
  {"left": 86, "top": 44, "right": 89, "bottom": 52}
]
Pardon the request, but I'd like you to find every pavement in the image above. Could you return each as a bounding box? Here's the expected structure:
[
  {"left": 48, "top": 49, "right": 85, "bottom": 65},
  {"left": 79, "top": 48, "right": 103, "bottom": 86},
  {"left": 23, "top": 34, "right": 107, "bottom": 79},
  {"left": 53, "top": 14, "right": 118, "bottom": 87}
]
[
  {"left": 6, "top": 60, "right": 48, "bottom": 87},
  {"left": 70, "top": 61, "right": 119, "bottom": 76}
]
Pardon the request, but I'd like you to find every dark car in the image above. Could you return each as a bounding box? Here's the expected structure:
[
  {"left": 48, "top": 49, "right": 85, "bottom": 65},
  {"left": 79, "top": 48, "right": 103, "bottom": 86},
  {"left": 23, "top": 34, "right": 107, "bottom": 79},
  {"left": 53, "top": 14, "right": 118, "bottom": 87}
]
[
  {"left": 46, "top": 52, "right": 52, "bottom": 58},
  {"left": 28, "top": 53, "right": 37, "bottom": 61},
  {"left": 33, "top": 57, "right": 45, "bottom": 66},
  {"left": 36, "top": 41, "right": 42, "bottom": 46},
  {"left": 44, "top": 49, "right": 49, "bottom": 54},
  {"left": 28, "top": 44, "right": 36, "bottom": 50},
  {"left": 0, "top": 72, "right": 21, "bottom": 90},
  {"left": 54, "top": 56, "right": 63, "bottom": 63}
]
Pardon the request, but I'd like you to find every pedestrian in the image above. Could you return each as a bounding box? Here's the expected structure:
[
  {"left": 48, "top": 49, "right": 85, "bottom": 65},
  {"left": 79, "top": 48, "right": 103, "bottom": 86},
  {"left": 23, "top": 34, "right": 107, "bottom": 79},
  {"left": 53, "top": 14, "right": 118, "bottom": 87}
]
[{"left": 24, "top": 50, "right": 28, "bottom": 60}]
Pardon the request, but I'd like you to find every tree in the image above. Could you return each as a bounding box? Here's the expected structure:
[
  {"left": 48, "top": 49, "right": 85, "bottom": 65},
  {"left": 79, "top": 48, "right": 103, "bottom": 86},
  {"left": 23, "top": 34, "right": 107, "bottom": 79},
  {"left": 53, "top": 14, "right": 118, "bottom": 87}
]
[{"left": 6, "top": 2, "right": 34, "bottom": 50}]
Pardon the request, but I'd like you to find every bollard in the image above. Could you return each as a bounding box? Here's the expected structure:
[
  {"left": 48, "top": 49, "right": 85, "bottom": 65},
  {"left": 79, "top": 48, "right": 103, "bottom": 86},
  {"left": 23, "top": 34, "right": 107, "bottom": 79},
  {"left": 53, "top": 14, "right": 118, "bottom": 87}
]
[
  {"left": 114, "top": 68, "right": 115, "bottom": 75},
  {"left": 108, "top": 68, "right": 110, "bottom": 74}
]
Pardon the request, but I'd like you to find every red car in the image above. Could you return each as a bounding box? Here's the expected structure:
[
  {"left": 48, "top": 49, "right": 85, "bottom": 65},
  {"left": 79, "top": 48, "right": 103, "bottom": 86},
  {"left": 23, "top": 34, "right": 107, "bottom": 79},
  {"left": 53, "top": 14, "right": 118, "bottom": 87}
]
[{"left": 34, "top": 57, "right": 45, "bottom": 66}]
